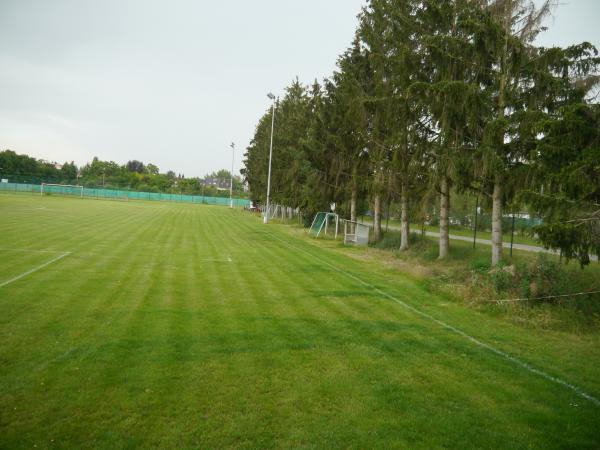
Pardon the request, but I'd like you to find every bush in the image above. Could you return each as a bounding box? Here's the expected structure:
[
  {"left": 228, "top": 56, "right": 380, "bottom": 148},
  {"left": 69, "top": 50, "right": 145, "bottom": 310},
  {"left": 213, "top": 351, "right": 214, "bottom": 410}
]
[
  {"left": 372, "top": 231, "right": 402, "bottom": 250},
  {"left": 470, "top": 254, "right": 571, "bottom": 299},
  {"left": 490, "top": 264, "right": 513, "bottom": 292},
  {"left": 470, "top": 257, "right": 491, "bottom": 274},
  {"left": 372, "top": 231, "right": 427, "bottom": 250},
  {"left": 409, "top": 231, "right": 425, "bottom": 246},
  {"left": 518, "top": 254, "right": 568, "bottom": 299}
]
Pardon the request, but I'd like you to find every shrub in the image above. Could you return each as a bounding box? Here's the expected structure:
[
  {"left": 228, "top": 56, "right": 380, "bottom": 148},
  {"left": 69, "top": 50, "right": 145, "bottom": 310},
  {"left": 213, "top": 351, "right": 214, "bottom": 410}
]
[
  {"left": 409, "top": 231, "right": 425, "bottom": 246},
  {"left": 372, "top": 231, "right": 402, "bottom": 250},
  {"left": 491, "top": 264, "right": 513, "bottom": 292},
  {"left": 371, "top": 231, "right": 428, "bottom": 250},
  {"left": 469, "top": 254, "right": 573, "bottom": 299},
  {"left": 470, "top": 258, "right": 491, "bottom": 287},
  {"left": 519, "top": 254, "right": 568, "bottom": 299},
  {"left": 471, "top": 258, "right": 491, "bottom": 274}
]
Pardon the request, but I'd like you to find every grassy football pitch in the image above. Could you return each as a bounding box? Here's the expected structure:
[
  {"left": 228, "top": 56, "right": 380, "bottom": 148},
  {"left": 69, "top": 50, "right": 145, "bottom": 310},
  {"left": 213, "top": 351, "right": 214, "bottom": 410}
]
[{"left": 1, "top": 193, "right": 599, "bottom": 448}]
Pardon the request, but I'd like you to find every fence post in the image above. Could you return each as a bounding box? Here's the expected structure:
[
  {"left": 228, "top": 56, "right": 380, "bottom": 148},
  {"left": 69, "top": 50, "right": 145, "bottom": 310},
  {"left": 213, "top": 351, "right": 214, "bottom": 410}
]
[
  {"left": 386, "top": 196, "right": 391, "bottom": 232},
  {"left": 473, "top": 196, "right": 479, "bottom": 249},
  {"left": 510, "top": 212, "right": 516, "bottom": 257}
]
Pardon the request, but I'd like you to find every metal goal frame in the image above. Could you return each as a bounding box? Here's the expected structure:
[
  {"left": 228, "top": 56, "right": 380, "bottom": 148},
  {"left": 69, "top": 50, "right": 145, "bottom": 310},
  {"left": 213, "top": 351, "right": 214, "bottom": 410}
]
[
  {"left": 343, "top": 220, "right": 370, "bottom": 245},
  {"left": 40, "top": 183, "right": 84, "bottom": 198}
]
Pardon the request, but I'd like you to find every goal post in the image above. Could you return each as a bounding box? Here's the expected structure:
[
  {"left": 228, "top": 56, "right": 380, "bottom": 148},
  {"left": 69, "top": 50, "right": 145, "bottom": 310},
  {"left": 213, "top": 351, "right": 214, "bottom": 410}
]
[
  {"left": 342, "top": 220, "right": 370, "bottom": 246},
  {"left": 309, "top": 214, "right": 368, "bottom": 244},
  {"left": 41, "top": 183, "right": 84, "bottom": 198},
  {"left": 309, "top": 212, "right": 339, "bottom": 239}
]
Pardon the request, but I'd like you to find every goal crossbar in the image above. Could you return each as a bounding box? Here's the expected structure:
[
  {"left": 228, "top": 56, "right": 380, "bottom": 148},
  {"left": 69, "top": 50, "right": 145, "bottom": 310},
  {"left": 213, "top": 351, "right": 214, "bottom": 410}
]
[
  {"left": 342, "top": 220, "right": 370, "bottom": 245},
  {"left": 309, "top": 212, "right": 339, "bottom": 239}
]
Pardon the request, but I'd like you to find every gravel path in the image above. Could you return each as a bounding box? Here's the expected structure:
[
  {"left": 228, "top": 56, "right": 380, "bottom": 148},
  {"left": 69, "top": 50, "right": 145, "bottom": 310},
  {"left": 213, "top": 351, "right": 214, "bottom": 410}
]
[{"left": 360, "top": 221, "right": 598, "bottom": 261}]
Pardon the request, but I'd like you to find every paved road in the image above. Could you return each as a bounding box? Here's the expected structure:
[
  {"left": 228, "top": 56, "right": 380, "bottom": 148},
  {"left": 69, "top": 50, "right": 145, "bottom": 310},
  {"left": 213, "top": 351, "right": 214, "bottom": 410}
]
[{"left": 359, "top": 220, "right": 598, "bottom": 261}]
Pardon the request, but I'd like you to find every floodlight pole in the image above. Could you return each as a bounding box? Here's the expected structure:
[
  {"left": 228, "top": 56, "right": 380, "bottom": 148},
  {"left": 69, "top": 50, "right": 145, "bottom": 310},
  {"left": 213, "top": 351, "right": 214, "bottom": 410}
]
[
  {"left": 264, "top": 93, "right": 276, "bottom": 224},
  {"left": 229, "top": 142, "right": 235, "bottom": 208}
]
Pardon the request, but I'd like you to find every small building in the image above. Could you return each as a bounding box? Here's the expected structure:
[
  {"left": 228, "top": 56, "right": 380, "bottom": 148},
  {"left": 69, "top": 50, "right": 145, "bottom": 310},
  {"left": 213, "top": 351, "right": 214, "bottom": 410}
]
[{"left": 203, "top": 177, "right": 230, "bottom": 190}]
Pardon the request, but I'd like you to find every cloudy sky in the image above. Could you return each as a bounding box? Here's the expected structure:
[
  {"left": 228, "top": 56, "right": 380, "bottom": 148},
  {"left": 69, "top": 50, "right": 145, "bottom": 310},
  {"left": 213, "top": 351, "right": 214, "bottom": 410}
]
[{"left": 0, "top": 1, "right": 598, "bottom": 177}]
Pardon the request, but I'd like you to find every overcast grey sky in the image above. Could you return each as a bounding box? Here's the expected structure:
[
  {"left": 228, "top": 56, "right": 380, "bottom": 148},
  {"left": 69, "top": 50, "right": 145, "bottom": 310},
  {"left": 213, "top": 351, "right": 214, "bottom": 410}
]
[{"left": 0, "top": 1, "right": 598, "bottom": 177}]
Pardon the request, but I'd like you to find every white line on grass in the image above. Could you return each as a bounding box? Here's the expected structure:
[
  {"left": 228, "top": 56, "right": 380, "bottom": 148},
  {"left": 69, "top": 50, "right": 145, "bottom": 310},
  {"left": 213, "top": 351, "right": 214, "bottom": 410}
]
[
  {"left": 0, "top": 252, "right": 71, "bottom": 288},
  {"left": 269, "top": 233, "right": 600, "bottom": 407},
  {"left": 199, "top": 257, "right": 232, "bottom": 263}
]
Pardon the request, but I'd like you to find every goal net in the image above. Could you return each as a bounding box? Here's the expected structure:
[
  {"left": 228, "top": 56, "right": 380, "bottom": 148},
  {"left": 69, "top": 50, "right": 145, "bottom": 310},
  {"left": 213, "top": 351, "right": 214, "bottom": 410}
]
[
  {"left": 41, "top": 183, "right": 84, "bottom": 198},
  {"left": 342, "top": 220, "right": 370, "bottom": 246},
  {"left": 308, "top": 212, "right": 339, "bottom": 238}
]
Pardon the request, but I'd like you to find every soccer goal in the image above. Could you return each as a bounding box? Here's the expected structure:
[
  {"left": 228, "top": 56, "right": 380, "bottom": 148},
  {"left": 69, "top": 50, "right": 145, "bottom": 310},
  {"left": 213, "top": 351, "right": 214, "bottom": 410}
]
[
  {"left": 41, "top": 183, "right": 84, "bottom": 198},
  {"left": 309, "top": 212, "right": 340, "bottom": 239},
  {"left": 269, "top": 204, "right": 280, "bottom": 220},
  {"left": 342, "top": 220, "right": 370, "bottom": 246}
]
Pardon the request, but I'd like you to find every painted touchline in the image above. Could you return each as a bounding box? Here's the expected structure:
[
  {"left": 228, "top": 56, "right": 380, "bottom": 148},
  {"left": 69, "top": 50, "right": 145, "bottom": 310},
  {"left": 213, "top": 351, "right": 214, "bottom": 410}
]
[
  {"left": 269, "top": 232, "right": 600, "bottom": 407},
  {"left": 0, "top": 252, "right": 71, "bottom": 288}
]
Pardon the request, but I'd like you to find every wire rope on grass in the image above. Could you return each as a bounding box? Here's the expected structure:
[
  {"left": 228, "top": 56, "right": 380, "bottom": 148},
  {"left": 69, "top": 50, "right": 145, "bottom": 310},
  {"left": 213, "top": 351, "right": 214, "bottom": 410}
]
[
  {"left": 266, "top": 231, "right": 600, "bottom": 407},
  {"left": 485, "top": 290, "right": 600, "bottom": 304}
]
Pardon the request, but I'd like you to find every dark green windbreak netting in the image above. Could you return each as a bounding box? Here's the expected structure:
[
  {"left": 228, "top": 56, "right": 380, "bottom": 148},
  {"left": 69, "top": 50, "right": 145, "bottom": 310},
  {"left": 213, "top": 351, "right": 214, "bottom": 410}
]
[{"left": 0, "top": 182, "right": 251, "bottom": 207}]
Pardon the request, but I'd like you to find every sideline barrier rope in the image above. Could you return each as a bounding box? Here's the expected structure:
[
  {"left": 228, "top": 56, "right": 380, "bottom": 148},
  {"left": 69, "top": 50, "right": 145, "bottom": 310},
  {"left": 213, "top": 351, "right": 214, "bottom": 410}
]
[
  {"left": 486, "top": 290, "right": 600, "bottom": 304},
  {"left": 267, "top": 231, "right": 600, "bottom": 407}
]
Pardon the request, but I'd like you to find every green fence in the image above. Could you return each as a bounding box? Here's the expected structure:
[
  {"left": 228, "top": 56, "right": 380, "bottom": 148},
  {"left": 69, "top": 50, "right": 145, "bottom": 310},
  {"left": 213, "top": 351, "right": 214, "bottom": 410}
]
[{"left": 0, "top": 182, "right": 251, "bottom": 207}]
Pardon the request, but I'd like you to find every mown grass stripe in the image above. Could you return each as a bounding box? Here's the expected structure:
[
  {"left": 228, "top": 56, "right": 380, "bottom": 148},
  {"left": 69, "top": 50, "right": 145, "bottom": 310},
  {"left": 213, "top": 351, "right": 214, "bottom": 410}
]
[
  {"left": 267, "top": 231, "right": 600, "bottom": 407},
  {"left": 2, "top": 195, "right": 599, "bottom": 448}
]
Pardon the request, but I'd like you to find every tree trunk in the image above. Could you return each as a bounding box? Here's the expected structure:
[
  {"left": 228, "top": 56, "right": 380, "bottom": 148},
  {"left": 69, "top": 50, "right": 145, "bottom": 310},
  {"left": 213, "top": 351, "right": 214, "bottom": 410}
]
[
  {"left": 400, "top": 183, "right": 409, "bottom": 250},
  {"left": 492, "top": 180, "right": 503, "bottom": 266},
  {"left": 439, "top": 176, "right": 450, "bottom": 259},
  {"left": 373, "top": 194, "right": 382, "bottom": 242},
  {"left": 491, "top": 0, "right": 509, "bottom": 266}
]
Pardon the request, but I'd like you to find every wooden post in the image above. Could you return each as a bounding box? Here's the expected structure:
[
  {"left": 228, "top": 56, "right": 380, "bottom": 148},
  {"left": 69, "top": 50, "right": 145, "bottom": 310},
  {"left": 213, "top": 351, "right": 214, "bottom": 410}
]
[
  {"left": 510, "top": 212, "right": 516, "bottom": 257},
  {"left": 386, "top": 196, "right": 391, "bottom": 232},
  {"left": 473, "top": 195, "right": 479, "bottom": 249}
]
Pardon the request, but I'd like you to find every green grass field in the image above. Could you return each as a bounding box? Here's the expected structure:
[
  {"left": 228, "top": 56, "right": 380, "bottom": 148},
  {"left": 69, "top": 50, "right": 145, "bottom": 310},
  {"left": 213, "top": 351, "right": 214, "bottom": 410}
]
[{"left": 1, "top": 193, "right": 599, "bottom": 449}]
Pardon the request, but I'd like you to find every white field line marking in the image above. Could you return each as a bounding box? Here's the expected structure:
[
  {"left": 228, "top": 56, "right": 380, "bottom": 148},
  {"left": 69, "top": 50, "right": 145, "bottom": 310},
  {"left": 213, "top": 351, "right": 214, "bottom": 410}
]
[
  {"left": 269, "top": 233, "right": 600, "bottom": 407},
  {"left": 199, "top": 257, "right": 232, "bottom": 263},
  {"left": 0, "top": 252, "right": 71, "bottom": 288}
]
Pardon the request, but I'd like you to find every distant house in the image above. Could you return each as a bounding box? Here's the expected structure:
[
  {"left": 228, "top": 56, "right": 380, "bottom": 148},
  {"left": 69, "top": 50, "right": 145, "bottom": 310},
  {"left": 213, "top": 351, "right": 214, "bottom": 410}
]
[
  {"left": 40, "top": 159, "right": 62, "bottom": 170},
  {"left": 203, "top": 177, "right": 230, "bottom": 191}
]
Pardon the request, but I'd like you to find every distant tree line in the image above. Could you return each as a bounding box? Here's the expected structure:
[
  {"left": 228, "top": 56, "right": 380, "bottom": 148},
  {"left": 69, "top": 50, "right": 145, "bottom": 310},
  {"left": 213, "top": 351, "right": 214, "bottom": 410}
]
[
  {"left": 242, "top": 0, "right": 599, "bottom": 266},
  {"left": 0, "top": 150, "right": 246, "bottom": 198}
]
